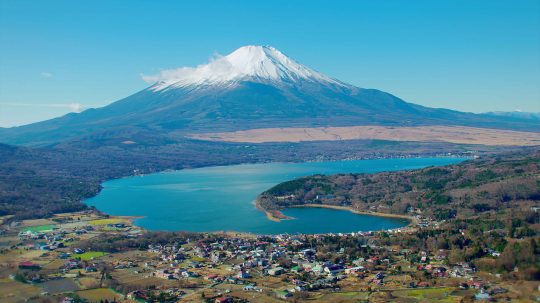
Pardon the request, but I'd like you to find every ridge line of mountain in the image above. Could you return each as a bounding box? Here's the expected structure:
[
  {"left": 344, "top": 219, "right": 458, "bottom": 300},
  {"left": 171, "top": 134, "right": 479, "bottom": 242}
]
[{"left": 0, "top": 46, "right": 538, "bottom": 147}]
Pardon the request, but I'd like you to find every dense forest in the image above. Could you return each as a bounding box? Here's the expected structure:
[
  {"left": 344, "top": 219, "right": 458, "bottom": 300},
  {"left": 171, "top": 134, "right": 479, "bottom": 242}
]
[{"left": 0, "top": 139, "right": 503, "bottom": 220}]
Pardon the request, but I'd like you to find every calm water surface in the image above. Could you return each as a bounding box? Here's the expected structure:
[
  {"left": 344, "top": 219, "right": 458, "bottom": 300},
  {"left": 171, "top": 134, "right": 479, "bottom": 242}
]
[{"left": 86, "top": 157, "right": 465, "bottom": 234}]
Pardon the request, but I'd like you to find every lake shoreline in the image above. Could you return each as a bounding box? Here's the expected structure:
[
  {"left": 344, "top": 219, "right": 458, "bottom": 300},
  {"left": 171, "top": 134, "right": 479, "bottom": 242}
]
[
  {"left": 87, "top": 157, "right": 465, "bottom": 233},
  {"left": 259, "top": 203, "right": 415, "bottom": 226},
  {"left": 255, "top": 203, "right": 291, "bottom": 222}
]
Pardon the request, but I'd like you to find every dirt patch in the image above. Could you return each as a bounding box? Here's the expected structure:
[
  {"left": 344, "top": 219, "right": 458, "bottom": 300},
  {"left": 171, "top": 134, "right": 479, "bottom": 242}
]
[{"left": 189, "top": 125, "right": 540, "bottom": 146}]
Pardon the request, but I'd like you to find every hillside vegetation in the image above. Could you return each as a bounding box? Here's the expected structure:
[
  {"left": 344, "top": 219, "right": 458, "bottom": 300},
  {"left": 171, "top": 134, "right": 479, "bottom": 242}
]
[
  {"left": 1, "top": 139, "right": 493, "bottom": 220},
  {"left": 258, "top": 150, "right": 540, "bottom": 220},
  {"left": 258, "top": 150, "right": 540, "bottom": 278}
]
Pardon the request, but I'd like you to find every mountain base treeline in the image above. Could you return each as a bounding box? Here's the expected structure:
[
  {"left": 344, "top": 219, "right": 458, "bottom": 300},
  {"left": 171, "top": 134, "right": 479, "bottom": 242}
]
[{"left": 2, "top": 139, "right": 513, "bottom": 220}]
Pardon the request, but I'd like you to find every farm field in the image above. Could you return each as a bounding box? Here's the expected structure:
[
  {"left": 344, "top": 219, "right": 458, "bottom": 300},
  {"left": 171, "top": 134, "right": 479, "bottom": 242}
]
[
  {"left": 0, "top": 278, "right": 42, "bottom": 303},
  {"left": 392, "top": 287, "right": 464, "bottom": 302},
  {"left": 76, "top": 288, "right": 126, "bottom": 302},
  {"left": 76, "top": 251, "right": 108, "bottom": 261},
  {"left": 22, "top": 224, "right": 56, "bottom": 233},
  {"left": 88, "top": 218, "right": 130, "bottom": 226}
]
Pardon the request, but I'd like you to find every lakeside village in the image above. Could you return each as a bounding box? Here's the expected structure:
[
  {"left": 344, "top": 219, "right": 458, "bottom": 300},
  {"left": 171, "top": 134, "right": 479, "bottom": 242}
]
[{"left": 0, "top": 210, "right": 537, "bottom": 303}]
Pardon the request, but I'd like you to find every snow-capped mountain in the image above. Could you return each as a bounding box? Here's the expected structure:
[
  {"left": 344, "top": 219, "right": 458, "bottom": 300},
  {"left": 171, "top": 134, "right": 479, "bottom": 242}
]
[
  {"left": 0, "top": 45, "right": 538, "bottom": 146},
  {"left": 149, "top": 45, "right": 346, "bottom": 91}
]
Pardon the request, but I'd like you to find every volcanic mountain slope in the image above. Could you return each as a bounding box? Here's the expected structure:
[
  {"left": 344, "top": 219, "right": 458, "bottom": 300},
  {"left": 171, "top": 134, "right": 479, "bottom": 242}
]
[{"left": 0, "top": 45, "right": 538, "bottom": 146}]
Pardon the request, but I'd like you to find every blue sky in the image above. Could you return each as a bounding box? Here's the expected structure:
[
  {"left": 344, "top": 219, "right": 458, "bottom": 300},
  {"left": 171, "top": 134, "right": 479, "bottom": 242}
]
[{"left": 1, "top": 0, "right": 539, "bottom": 127}]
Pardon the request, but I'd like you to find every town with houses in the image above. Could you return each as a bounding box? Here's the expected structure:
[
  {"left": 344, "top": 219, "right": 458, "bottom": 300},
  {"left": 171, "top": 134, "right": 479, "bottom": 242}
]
[{"left": 0, "top": 209, "right": 535, "bottom": 303}]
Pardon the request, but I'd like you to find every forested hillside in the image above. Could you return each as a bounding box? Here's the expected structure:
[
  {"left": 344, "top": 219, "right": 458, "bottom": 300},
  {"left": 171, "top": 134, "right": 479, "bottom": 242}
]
[
  {"left": 257, "top": 150, "right": 540, "bottom": 278},
  {"left": 258, "top": 150, "right": 540, "bottom": 221},
  {"left": 1, "top": 139, "right": 488, "bottom": 220}
]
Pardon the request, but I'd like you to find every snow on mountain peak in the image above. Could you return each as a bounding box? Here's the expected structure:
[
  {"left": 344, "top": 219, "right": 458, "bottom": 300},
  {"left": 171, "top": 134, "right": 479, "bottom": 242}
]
[{"left": 145, "top": 45, "right": 344, "bottom": 91}]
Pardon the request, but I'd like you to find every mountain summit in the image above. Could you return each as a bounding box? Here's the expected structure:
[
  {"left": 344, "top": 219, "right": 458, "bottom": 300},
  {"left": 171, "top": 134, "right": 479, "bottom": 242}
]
[
  {"left": 0, "top": 46, "right": 538, "bottom": 146},
  {"left": 149, "top": 45, "right": 345, "bottom": 91}
]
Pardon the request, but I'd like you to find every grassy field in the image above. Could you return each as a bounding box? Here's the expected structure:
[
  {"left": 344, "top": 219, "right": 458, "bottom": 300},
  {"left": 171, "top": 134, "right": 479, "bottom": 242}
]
[
  {"left": 191, "top": 256, "right": 206, "bottom": 262},
  {"left": 42, "top": 259, "right": 65, "bottom": 270},
  {"left": 88, "top": 218, "right": 128, "bottom": 226},
  {"left": 392, "top": 287, "right": 461, "bottom": 302},
  {"left": 335, "top": 291, "right": 369, "bottom": 299},
  {"left": 310, "top": 292, "right": 369, "bottom": 303},
  {"left": 21, "top": 218, "right": 57, "bottom": 227},
  {"left": 76, "top": 288, "right": 124, "bottom": 302},
  {"left": 0, "top": 278, "right": 42, "bottom": 303},
  {"left": 112, "top": 270, "right": 178, "bottom": 289},
  {"left": 76, "top": 251, "right": 108, "bottom": 261},
  {"left": 22, "top": 224, "right": 56, "bottom": 233}
]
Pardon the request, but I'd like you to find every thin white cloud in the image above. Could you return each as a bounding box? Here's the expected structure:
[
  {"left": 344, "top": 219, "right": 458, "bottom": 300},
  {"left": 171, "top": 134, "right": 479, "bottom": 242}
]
[
  {"left": 0, "top": 102, "right": 86, "bottom": 113},
  {"left": 40, "top": 71, "right": 53, "bottom": 78},
  {"left": 141, "top": 53, "right": 227, "bottom": 84},
  {"left": 140, "top": 67, "right": 195, "bottom": 83}
]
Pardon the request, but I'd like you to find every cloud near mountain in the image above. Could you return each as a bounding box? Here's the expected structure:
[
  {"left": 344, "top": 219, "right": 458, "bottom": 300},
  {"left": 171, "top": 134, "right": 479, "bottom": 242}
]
[{"left": 141, "top": 53, "right": 231, "bottom": 84}]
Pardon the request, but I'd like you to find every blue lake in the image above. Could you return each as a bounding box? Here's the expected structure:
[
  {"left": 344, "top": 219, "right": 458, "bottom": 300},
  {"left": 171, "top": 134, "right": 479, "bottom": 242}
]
[{"left": 86, "top": 157, "right": 466, "bottom": 234}]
